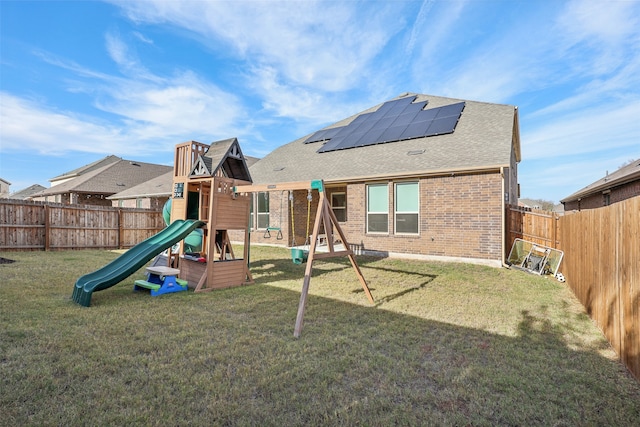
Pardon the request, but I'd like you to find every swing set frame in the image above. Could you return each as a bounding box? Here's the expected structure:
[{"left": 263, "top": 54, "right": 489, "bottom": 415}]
[{"left": 234, "top": 179, "right": 374, "bottom": 337}]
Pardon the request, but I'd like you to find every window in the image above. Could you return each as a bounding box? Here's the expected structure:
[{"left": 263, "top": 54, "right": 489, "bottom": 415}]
[
  {"left": 249, "top": 195, "right": 254, "bottom": 229},
  {"left": 603, "top": 192, "right": 611, "bottom": 206},
  {"left": 257, "top": 192, "right": 270, "bottom": 229},
  {"left": 367, "top": 184, "right": 388, "bottom": 233},
  {"left": 331, "top": 192, "right": 346, "bottom": 222},
  {"left": 395, "top": 182, "right": 419, "bottom": 234}
]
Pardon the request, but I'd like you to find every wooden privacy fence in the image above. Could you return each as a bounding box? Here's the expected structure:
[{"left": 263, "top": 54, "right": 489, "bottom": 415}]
[
  {"left": 0, "top": 199, "right": 164, "bottom": 251},
  {"left": 507, "top": 200, "right": 639, "bottom": 381},
  {"left": 558, "top": 197, "right": 639, "bottom": 381},
  {"left": 506, "top": 205, "right": 561, "bottom": 251}
]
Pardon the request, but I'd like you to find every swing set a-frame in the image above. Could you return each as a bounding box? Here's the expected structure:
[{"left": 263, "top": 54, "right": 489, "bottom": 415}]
[
  {"left": 234, "top": 180, "right": 375, "bottom": 338},
  {"left": 168, "top": 139, "right": 373, "bottom": 337}
]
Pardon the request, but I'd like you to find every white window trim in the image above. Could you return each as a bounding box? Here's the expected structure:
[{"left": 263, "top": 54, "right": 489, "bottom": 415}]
[
  {"left": 394, "top": 181, "right": 420, "bottom": 236},
  {"left": 366, "top": 182, "right": 389, "bottom": 234}
]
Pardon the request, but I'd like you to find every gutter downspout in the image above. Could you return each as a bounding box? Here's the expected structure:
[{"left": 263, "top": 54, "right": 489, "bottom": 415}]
[{"left": 500, "top": 166, "right": 507, "bottom": 267}]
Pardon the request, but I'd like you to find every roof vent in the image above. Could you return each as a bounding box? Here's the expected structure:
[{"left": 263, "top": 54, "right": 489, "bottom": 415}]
[
  {"left": 273, "top": 167, "right": 285, "bottom": 171},
  {"left": 129, "top": 162, "right": 140, "bottom": 166},
  {"left": 407, "top": 149, "right": 425, "bottom": 156}
]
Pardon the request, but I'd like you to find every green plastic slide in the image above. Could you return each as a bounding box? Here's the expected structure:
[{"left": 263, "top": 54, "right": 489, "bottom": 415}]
[{"left": 72, "top": 219, "right": 205, "bottom": 307}]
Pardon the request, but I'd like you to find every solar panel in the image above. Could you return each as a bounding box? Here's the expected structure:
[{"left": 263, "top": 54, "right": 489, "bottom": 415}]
[
  {"left": 304, "top": 126, "right": 344, "bottom": 143},
  {"left": 380, "top": 125, "right": 407, "bottom": 143},
  {"left": 425, "top": 115, "right": 460, "bottom": 136},
  {"left": 400, "top": 121, "right": 431, "bottom": 140},
  {"left": 391, "top": 110, "right": 420, "bottom": 127},
  {"left": 355, "top": 127, "right": 387, "bottom": 147},
  {"left": 311, "top": 97, "right": 465, "bottom": 153},
  {"left": 434, "top": 102, "right": 465, "bottom": 118}
]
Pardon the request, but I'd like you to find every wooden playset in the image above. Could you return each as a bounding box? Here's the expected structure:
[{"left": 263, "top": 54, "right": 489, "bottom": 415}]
[
  {"left": 167, "top": 138, "right": 374, "bottom": 336},
  {"left": 168, "top": 139, "right": 254, "bottom": 292}
]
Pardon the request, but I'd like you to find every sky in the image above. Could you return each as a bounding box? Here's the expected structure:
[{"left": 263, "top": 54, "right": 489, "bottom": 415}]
[{"left": 1, "top": 0, "right": 639, "bottom": 203}]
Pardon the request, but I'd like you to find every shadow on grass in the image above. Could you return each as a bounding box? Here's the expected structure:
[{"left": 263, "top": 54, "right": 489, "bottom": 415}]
[
  {"left": 2, "top": 252, "right": 640, "bottom": 426},
  {"left": 249, "top": 254, "right": 437, "bottom": 306}
]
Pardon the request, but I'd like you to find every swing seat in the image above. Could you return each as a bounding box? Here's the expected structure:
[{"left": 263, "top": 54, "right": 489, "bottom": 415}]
[
  {"left": 291, "top": 248, "right": 308, "bottom": 265},
  {"left": 263, "top": 227, "right": 283, "bottom": 240}
]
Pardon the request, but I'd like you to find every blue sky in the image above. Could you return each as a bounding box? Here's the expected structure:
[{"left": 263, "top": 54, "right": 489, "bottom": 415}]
[{"left": 1, "top": 0, "right": 639, "bottom": 203}]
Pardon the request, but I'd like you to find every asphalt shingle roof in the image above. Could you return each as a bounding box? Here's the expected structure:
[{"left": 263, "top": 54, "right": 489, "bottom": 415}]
[
  {"left": 49, "top": 155, "right": 121, "bottom": 182},
  {"left": 35, "top": 159, "right": 172, "bottom": 197},
  {"left": 561, "top": 159, "right": 640, "bottom": 202},
  {"left": 250, "top": 93, "right": 519, "bottom": 185}
]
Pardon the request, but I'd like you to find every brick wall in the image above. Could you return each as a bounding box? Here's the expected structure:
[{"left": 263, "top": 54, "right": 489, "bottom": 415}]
[
  {"left": 243, "top": 172, "right": 505, "bottom": 262},
  {"left": 341, "top": 172, "right": 503, "bottom": 260},
  {"left": 563, "top": 180, "right": 640, "bottom": 211}
]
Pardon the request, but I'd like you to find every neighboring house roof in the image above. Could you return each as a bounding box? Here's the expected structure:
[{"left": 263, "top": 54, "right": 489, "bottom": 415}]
[
  {"left": 0, "top": 178, "right": 11, "bottom": 185},
  {"left": 518, "top": 199, "right": 543, "bottom": 209},
  {"left": 7, "top": 184, "right": 47, "bottom": 199},
  {"left": 250, "top": 93, "right": 520, "bottom": 184},
  {"left": 107, "top": 171, "right": 173, "bottom": 200},
  {"left": 33, "top": 159, "right": 172, "bottom": 197},
  {"left": 561, "top": 159, "right": 640, "bottom": 203},
  {"left": 49, "top": 155, "right": 121, "bottom": 184}
]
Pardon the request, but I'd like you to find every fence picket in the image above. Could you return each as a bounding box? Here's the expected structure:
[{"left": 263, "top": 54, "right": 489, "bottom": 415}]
[
  {"left": 507, "top": 200, "right": 639, "bottom": 381},
  {"left": 0, "top": 199, "right": 163, "bottom": 251}
]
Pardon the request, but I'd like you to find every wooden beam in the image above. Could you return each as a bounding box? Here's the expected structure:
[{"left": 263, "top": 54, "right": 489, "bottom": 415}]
[{"left": 234, "top": 180, "right": 324, "bottom": 194}]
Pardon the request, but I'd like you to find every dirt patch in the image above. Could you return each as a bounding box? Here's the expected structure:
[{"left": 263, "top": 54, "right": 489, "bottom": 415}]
[{"left": 0, "top": 257, "right": 16, "bottom": 264}]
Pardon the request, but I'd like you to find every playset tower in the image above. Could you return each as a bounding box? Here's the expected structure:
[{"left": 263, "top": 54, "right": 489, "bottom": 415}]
[{"left": 169, "top": 139, "right": 254, "bottom": 292}]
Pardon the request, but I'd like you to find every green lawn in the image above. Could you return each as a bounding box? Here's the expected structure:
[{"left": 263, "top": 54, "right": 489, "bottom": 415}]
[{"left": 1, "top": 247, "right": 639, "bottom": 426}]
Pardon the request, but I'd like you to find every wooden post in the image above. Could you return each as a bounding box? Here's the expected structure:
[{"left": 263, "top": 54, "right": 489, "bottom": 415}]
[
  {"left": 293, "top": 189, "right": 374, "bottom": 337},
  {"left": 44, "top": 204, "right": 50, "bottom": 251},
  {"left": 293, "top": 192, "right": 324, "bottom": 338}
]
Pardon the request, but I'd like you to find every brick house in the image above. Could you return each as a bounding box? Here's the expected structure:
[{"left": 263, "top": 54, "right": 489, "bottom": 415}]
[
  {"left": 247, "top": 93, "right": 521, "bottom": 266},
  {"left": 561, "top": 159, "right": 640, "bottom": 211},
  {"left": 107, "top": 171, "right": 173, "bottom": 210},
  {"left": 30, "top": 156, "right": 172, "bottom": 206}
]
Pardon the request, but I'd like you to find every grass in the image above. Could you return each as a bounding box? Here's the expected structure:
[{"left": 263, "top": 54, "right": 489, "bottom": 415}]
[{"left": 1, "top": 246, "right": 639, "bottom": 426}]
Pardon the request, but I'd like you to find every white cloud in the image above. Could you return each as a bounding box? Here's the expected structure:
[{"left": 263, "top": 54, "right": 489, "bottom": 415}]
[
  {"left": 1, "top": 35, "right": 247, "bottom": 156},
  {"left": 523, "top": 101, "right": 640, "bottom": 161},
  {"left": 0, "top": 92, "right": 129, "bottom": 155},
  {"left": 108, "top": 1, "right": 406, "bottom": 114}
]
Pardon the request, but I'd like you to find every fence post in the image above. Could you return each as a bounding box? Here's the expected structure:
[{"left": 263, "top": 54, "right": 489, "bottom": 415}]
[
  {"left": 118, "top": 208, "right": 123, "bottom": 249},
  {"left": 44, "top": 204, "right": 50, "bottom": 251}
]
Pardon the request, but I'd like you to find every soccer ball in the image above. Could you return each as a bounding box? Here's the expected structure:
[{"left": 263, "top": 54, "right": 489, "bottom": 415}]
[{"left": 556, "top": 272, "right": 566, "bottom": 282}]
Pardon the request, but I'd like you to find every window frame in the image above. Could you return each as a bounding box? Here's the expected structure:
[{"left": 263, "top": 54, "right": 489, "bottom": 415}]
[
  {"left": 256, "top": 192, "right": 270, "bottom": 230},
  {"left": 366, "top": 183, "right": 389, "bottom": 234},
  {"left": 394, "top": 181, "right": 419, "bottom": 235},
  {"left": 330, "top": 192, "right": 347, "bottom": 222}
]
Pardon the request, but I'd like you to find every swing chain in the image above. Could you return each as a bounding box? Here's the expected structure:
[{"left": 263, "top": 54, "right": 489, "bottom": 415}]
[
  {"left": 289, "top": 190, "right": 295, "bottom": 247},
  {"left": 304, "top": 189, "right": 312, "bottom": 247}
]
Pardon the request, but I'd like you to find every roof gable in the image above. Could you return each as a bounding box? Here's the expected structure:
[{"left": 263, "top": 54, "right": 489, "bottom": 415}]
[{"left": 190, "top": 138, "right": 252, "bottom": 182}]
